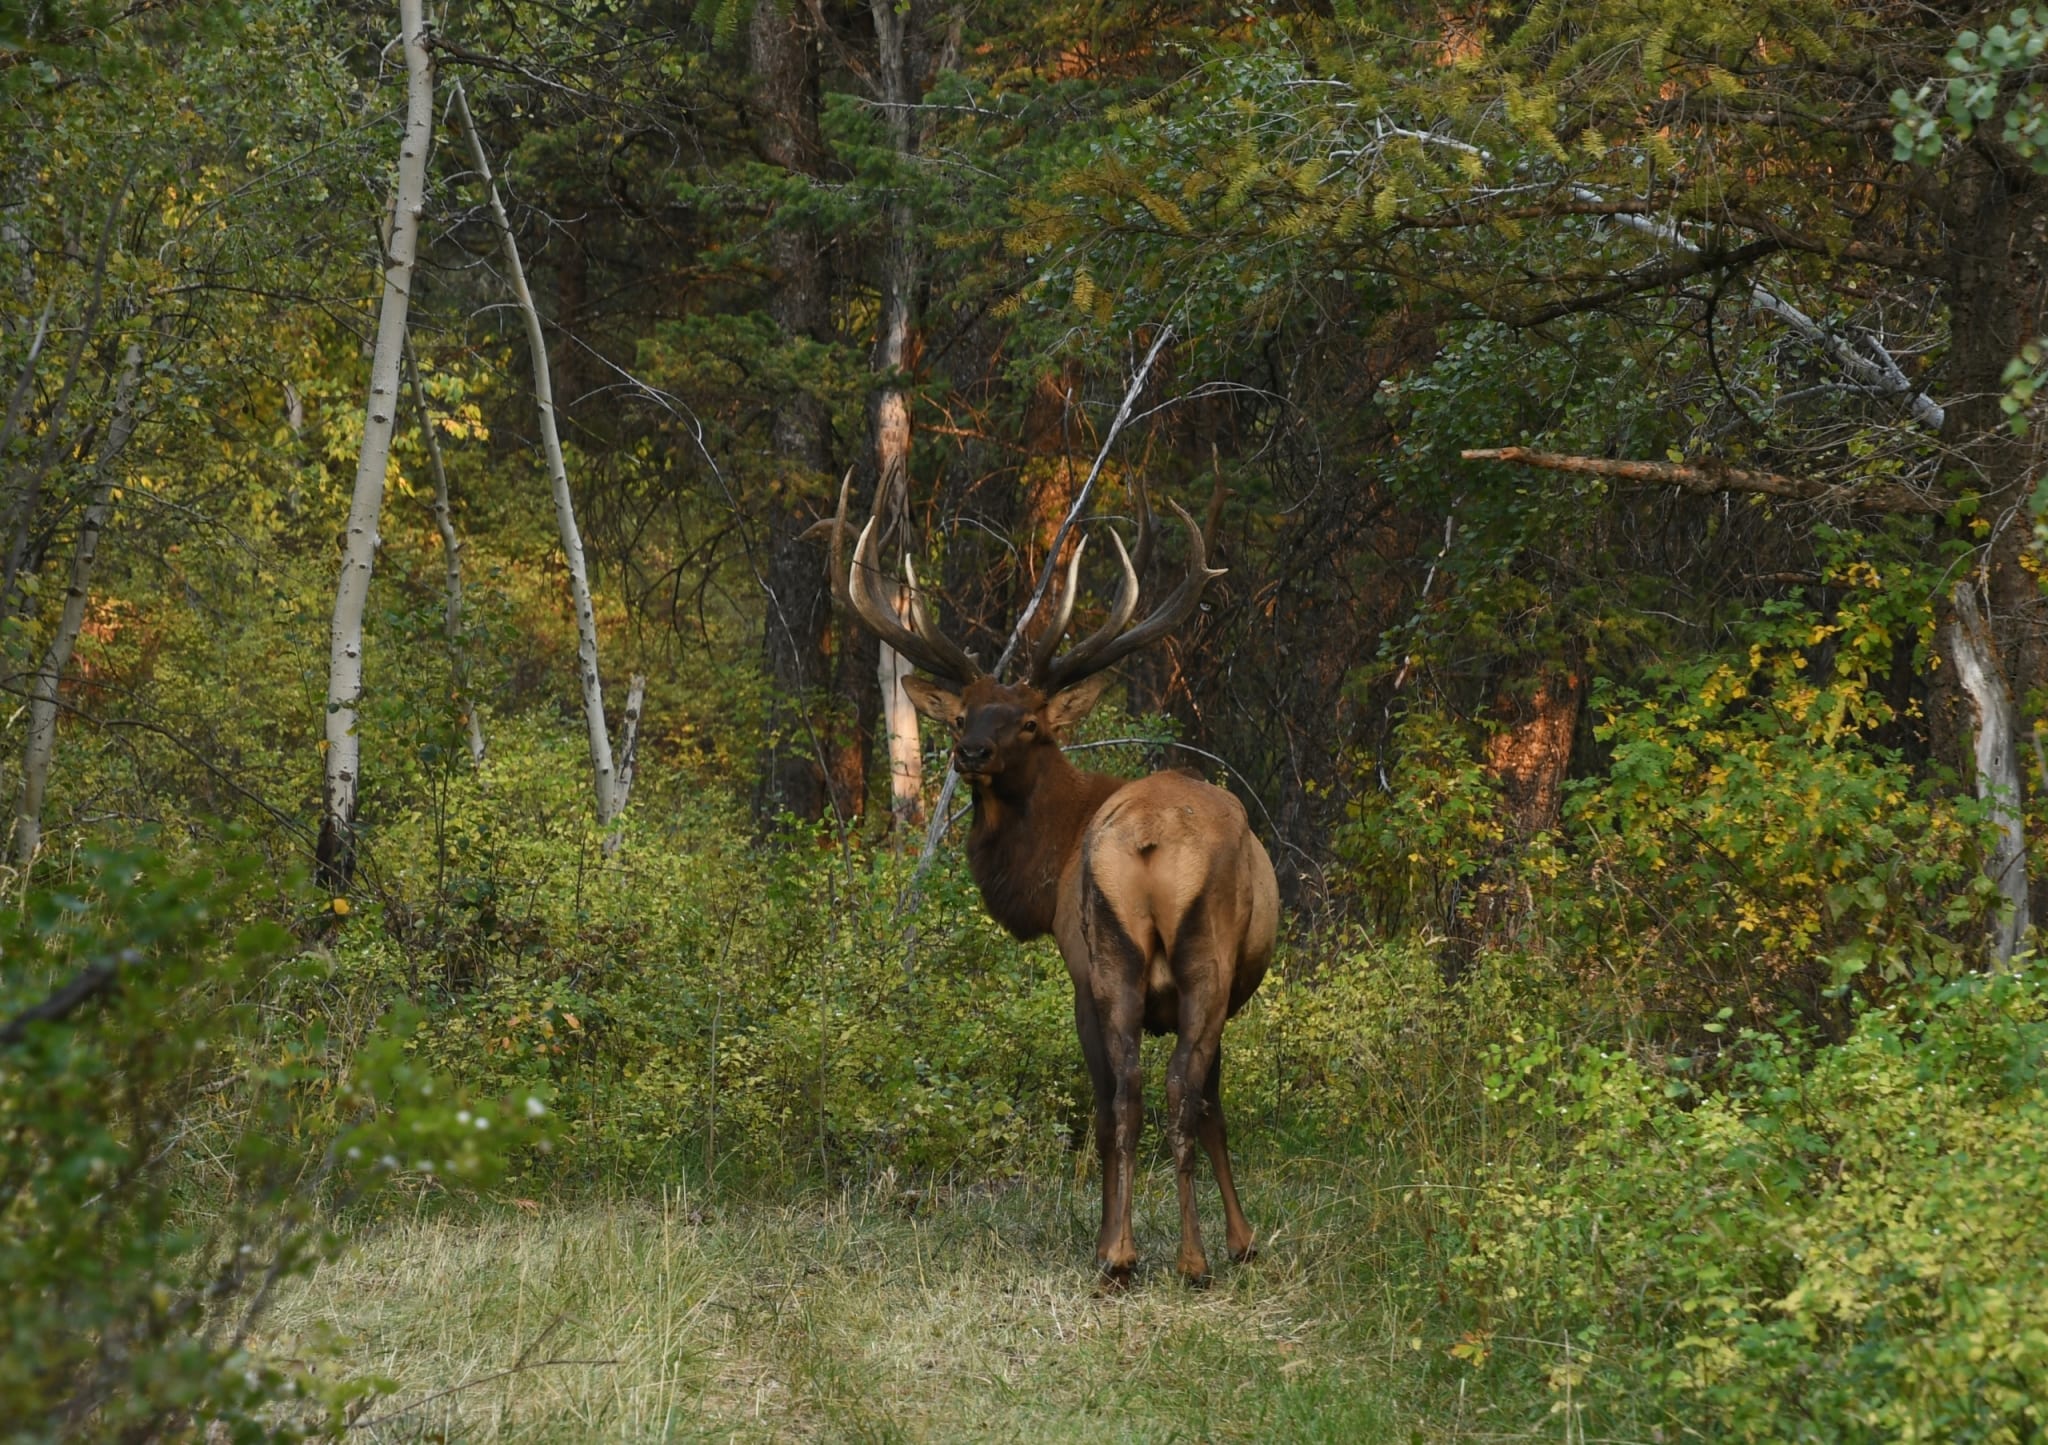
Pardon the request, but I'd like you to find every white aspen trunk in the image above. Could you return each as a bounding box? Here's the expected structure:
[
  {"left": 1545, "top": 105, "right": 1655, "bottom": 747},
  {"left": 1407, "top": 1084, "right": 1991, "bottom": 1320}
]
[
  {"left": 601, "top": 672, "right": 647, "bottom": 857},
  {"left": 451, "top": 79, "right": 622, "bottom": 824},
  {"left": 14, "top": 342, "right": 143, "bottom": 869},
  {"left": 406, "top": 339, "right": 486, "bottom": 767},
  {"left": 871, "top": 0, "right": 923, "bottom": 829},
  {"left": 1949, "top": 582, "right": 2030, "bottom": 966},
  {"left": 320, "top": 0, "right": 433, "bottom": 888}
]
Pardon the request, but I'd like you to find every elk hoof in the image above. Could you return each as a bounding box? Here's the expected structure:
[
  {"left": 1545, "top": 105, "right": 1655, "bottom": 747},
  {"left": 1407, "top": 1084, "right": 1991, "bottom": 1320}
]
[
  {"left": 1180, "top": 1266, "right": 1213, "bottom": 1290},
  {"left": 1096, "top": 1261, "right": 1134, "bottom": 1293},
  {"left": 1230, "top": 1243, "right": 1259, "bottom": 1264}
]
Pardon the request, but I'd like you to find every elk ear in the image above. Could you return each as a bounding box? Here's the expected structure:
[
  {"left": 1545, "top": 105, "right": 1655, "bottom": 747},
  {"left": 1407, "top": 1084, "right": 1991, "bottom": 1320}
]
[
  {"left": 900, "top": 675, "right": 965, "bottom": 727},
  {"left": 1043, "top": 675, "right": 1113, "bottom": 737}
]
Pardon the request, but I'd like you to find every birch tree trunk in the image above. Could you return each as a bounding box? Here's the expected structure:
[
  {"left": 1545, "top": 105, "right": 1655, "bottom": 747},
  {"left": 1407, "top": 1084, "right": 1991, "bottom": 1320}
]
[
  {"left": 319, "top": 0, "right": 433, "bottom": 890},
  {"left": 1948, "top": 582, "right": 2030, "bottom": 967},
  {"left": 871, "top": 0, "right": 925, "bottom": 829},
  {"left": 406, "top": 339, "right": 486, "bottom": 767},
  {"left": 14, "top": 342, "right": 143, "bottom": 869},
  {"left": 451, "top": 79, "right": 625, "bottom": 824}
]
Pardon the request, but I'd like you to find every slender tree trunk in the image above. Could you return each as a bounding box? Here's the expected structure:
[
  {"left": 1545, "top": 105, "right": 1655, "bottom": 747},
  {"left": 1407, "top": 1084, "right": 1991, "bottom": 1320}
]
[
  {"left": 14, "top": 342, "right": 142, "bottom": 868},
  {"left": 405, "top": 339, "right": 485, "bottom": 766},
  {"left": 318, "top": 0, "right": 433, "bottom": 891},
  {"left": 0, "top": 171, "right": 130, "bottom": 629},
  {"left": 451, "top": 79, "right": 627, "bottom": 825},
  {"left": 871, "top": 0, "right": 927, "bottom": 829}
]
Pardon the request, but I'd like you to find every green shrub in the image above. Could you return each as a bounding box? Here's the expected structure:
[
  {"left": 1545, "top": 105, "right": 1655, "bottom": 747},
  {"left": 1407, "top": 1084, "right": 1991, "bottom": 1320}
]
[
  {"left": 1456, "top": 962, "right": 2048, "bottom": 1443},
  {"left": 0, "top": 848, "right": 548, "bottom": 1442}
]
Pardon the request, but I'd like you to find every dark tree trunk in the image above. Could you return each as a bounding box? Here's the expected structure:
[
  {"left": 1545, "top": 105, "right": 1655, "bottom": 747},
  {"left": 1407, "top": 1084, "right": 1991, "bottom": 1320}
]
[
  {"left": 748, "top": 0, "right": 848, "bottom": 834},
  {"left": 1935, "top": 143, "right": 2045, "bottom": 930}
]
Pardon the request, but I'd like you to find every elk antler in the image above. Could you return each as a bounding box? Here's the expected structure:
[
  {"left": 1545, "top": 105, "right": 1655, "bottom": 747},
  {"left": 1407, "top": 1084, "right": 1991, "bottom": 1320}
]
[
  {"left": 1030, "top": 493, "right": 1225, "bottom": 695},
  {"left": 825, "top": 468, "right": 983, "bottom": 686}
]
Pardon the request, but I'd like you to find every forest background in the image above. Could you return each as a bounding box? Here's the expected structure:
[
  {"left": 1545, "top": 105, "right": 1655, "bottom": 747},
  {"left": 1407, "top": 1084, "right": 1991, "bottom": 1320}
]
[{"left": 3, "top": 0, "right": 2048, "bottom": 1439}]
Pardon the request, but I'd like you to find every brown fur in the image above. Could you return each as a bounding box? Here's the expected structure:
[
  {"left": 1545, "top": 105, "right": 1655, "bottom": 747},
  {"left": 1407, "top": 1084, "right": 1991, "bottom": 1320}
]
[{"left": 903, "top": 674, "right": 1280, "bottom": 1285}]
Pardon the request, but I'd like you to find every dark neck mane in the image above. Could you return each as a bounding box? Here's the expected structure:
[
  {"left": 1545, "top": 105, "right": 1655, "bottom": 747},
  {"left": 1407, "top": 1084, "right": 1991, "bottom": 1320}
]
[{"left": 963, "top": 750, "right": 1124, "bottom": 941}]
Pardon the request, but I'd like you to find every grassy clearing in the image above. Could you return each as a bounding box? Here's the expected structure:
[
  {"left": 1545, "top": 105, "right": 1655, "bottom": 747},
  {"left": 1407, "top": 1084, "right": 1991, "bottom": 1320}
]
[{"left": 272, "top": 1147, "right": 1528, "bottom": 1442}]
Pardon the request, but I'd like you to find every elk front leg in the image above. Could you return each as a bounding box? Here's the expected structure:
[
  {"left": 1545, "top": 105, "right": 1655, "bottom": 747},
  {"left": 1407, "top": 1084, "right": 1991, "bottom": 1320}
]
[{"left": 1072, "top": 990, "right": 1117, "bottom": 1257}]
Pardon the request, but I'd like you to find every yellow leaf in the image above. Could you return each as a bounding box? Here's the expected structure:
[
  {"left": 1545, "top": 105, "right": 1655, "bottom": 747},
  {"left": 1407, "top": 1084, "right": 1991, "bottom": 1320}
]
[{"left": 331, "top": 897, "right": 351, "bottom": 916}]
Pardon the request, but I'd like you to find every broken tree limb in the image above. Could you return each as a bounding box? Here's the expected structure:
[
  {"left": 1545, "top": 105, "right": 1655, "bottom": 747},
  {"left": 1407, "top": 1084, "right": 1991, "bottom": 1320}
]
[
  {"left": 1371, "top": 120, "right": 1946, "bottom": 432},
  {"left": 601, "top": 673, "right": 647, "bottom": 858},
  {"left": 1459, "top": 447, "right": 1944, "bottom": 516}
]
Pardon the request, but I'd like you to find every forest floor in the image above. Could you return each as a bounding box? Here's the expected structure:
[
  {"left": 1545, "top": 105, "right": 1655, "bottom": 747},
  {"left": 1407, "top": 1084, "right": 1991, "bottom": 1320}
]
[{"left": 271, "top": 1147, "right": 1536, "bottom": 1442}]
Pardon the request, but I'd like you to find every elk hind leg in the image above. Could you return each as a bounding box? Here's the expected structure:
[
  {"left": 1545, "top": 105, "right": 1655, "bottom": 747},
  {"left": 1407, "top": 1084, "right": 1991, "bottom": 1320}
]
[
  {"left": 1201, "top": 1050, "right": 1255, "bottom": 1263},
  {"left": 1083, "top": 888, "right": 1148, "bottom": 1287},
  {"left": 1167, "top": 926, "right": 1227, "bottom": 1284}
]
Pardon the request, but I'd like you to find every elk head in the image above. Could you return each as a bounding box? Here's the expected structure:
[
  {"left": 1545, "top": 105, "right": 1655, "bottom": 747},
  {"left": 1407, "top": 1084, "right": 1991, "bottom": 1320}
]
[{"left": 825, "top": 473, "right": 1225, "bottom": 795}]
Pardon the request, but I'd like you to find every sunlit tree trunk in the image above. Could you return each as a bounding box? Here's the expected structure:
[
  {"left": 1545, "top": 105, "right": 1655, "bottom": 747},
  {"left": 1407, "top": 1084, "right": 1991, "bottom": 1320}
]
[
  {"left": 319, "top": 0, "right": 432, "bottom": 890},
  {"left": 451, "top": 79, "right": 628, "bottom": 826},
  {"left": 1949, "top": 582, "right": 2029, "bottom": 967},
  {"left": 14, "top": 342, "right": 142, "bottom": 869},
  {"left": 405, "top": 339, "right": 485, "bottom": 767},
  {"left": 868, "top": 0, "right": 961, "bottom": 830}
]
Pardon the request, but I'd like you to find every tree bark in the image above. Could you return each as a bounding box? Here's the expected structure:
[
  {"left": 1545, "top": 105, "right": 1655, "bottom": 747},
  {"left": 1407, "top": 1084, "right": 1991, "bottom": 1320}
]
[
  {"left": 14, "top": 342, "right": 142, "bottom": 869},
  {"left": 749, "top": 0, "right": 840, "bottom": 834},
  {"left": 406, "top": 339, "right": 485, "bottom": 767},
  {"left": 451, "top": 79, "right": 626, "bottom": 825},
  {"left": 1949, "top": 582, "right": 2030, "bottom": 966},
  {"left": 870, "top": 0, "right": 926, "bottom": 829},
  {"left": 319, "top": 0, "right": 433, "bottom": 891},
  {"left": 1935, "top": 145, "right": 2044, "bottom": 937}
]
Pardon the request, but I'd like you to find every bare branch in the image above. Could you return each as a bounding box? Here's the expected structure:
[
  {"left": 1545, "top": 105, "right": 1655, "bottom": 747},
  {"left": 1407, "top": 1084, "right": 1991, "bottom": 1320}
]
[{"left": 1459, "top": 446, "right": 1944, "bottom": 516}]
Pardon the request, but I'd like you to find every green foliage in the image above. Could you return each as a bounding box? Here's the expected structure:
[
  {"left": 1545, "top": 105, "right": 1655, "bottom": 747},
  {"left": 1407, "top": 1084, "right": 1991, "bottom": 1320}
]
[
  {"left": 1459, "top": 964, "right": 2048, "bottom": 1442},
  {"left": 1893, "top": 9, "right": 2048, "bottom": 172},
  {"left": 1554, "top": 559, "right": 1978, "bottom": 1024},
  {"left": 0, "top": 847, "right": 549, "bottom": 1440}
]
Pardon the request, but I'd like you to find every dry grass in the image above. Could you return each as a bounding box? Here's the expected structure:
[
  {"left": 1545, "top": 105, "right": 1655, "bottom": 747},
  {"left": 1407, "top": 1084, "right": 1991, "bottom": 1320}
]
[{"left": 269, "top": 1148, "right": 1513, "bottom": 1442}]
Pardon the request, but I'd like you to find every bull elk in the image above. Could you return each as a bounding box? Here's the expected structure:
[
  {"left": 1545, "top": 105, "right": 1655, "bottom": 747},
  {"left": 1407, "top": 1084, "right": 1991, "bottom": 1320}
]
[{"left": 828, "top": 481, "right": 1278, "bottom": 1286}]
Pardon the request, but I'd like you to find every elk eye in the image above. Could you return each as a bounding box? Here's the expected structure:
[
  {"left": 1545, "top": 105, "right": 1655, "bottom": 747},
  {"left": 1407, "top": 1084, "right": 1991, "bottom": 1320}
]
[
  {"left": 949, "top": 714, "right": 965, "bottom": 733},
  {"left": 1020, "top": 718, "right": 1038, "bottom": 735}
]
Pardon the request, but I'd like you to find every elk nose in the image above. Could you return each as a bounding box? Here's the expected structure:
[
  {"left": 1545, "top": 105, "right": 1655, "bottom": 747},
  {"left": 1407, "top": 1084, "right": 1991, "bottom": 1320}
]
[{"left": 955, "top": 743, "right": 993, "bottom": 771}]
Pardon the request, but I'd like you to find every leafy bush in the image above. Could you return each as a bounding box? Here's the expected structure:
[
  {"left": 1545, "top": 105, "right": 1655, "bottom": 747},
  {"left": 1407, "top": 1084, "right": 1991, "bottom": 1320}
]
[
  {"left": 1457, "top": 963, "right": 2048, "bottom": 1443},
  {"left": 0, "top": 848, "right": 548, "bottom": 1441},
  {"left": 1550, "top": 564, "right": 1979, "bottom": 1029}
]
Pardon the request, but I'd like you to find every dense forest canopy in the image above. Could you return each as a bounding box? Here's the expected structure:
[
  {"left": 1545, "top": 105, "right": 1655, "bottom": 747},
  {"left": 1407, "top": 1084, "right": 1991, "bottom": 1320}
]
[{"left": 2, "top": 0, "right": 2046, "bottom": 1438}]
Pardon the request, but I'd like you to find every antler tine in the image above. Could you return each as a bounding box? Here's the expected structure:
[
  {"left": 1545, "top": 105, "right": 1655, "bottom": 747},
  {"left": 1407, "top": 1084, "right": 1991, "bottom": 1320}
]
[
  {"left": 856, "top": 518, "right": 984, "bottom": 683},
  {"left": 824, "top": 466, "right": 856, "bottom": 613},
  {"left": 1039, "top": 500, "right": 1223, "bottom": 694},
  {"left": 1128, "top": 471, "right": 1154, "bottom": 583},
  {"left": 1032, "top": 527, "right": 1139, "bottom": 689},
  {"left": 838, "top": 510, "right": 984, "bottom": 685},
  {"left": 1027, "top": 534, "right": 1090, "bottom": 685}
]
